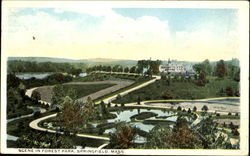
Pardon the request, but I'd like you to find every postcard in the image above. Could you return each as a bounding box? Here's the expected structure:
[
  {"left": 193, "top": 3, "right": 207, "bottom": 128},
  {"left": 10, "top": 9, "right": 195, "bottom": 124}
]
[{"left": 1, "top": 1, "right": 249, "bottom": 155}]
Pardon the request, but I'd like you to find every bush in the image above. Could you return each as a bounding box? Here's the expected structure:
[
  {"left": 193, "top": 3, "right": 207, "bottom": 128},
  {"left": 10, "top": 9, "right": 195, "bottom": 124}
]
[
  {"left": 201, "top": 105, "right": 208, "bottom": 112},
  {"left": 231, "top": 129, "right": 239, "bottom": 136},
  {"left": 225, "top": 87, "right": 233, "bottom": 96},
  {"left": 177, "top": 106, "right": 182, "bottom": 111},
  {"left": 193, "top": 106, "right": 197, "bottom": 112},
  {"left": 228, "top": 112, "right": 232, "bottom": 116},
  {"left": 33, "top": 111, "right": 41, "bottom": 118},
  {"left": 162, "top": 91, "right": 173, "bottom": 99}
]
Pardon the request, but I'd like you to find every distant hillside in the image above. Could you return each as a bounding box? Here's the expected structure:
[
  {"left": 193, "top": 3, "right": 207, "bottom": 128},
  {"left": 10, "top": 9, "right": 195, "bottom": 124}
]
[
  {"left": 8, "top": 57, "right": 239, "bottom": 69},
  {"left": 8, "top": 57, "right": 137, "bottom": 67},
  {"left": 8, "top": 57, "right": 89, "bottom": 63}
]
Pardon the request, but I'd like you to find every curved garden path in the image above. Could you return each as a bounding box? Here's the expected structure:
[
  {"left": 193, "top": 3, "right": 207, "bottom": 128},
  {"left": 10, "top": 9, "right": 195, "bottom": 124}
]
[
  {"left": 26, "top": 72, "right": 240, "bottom": 147},
  {"left": 29, "top": 113, "right": 110, "bottom": 141}
]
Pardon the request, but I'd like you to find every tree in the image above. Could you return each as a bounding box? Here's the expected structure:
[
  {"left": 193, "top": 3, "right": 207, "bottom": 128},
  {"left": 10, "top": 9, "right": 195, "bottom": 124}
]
[
  {"left": 193, "top": 59, "right": 212, "bottom": 75},
  {"left": 31, "top": 90, "right": 41, "bottom": 102},
  {"left": 216, "top": 60, "right": 226, "bottom": 78},
  {"left": 162, "top": 91, "right": 173, "bottom": 99},
  {"left": 100, "top": 101, "right": 108, "bottom": 116},
  {"left": 7, "top": 73, "right": 21, "bottom": 90},
  {"left": 196, "top": 72, "right": 207, "bottom": 86},
  {"left": 193, "top": 106, "right": 197, "bottom": 112},
  {"left": 233, "top": 69, "right": 240, "bottom": 82},
  {"left": 195, "top": 117, "right": 222, "bottom": 149},
  {"left": 129, "top": 66, "right": 136, "bottom": 73},
  {"left": 201, "top": 105, "right": 208, "bottom": 112},
  {"left": 58, "top": 97, "right": 85, "bottom": 131},
  {"left": 188, "top": 108, "right": 191, "bottom": 113},
  {"left": 51, "top": 84, "right": 65, "bottom": 109},
  {"left": 145, "top": 127, "right": 171, "bottom": 149},
  {"left": 16, "top": 131, "right": 73, "bottom": 148},
  {"left": 112, "top": 65, "right": 120, "bottom": 72},
  {"left": 177, "top": 106, "right": 182, "bottom": 111},
  {"left": 124, "top": 67, "right": 129, "bottom": 73},
  {"left": 225, "top": 87, "right": 233, "bottom": 96},
  {"left": 137, "top": 96, "right": 141, "bottom": 105},
  {"left": 116, "top": 94, "right": 122, "bottom": 101},
  {"left": 70, "top": 68, "right": 82, "bottom": 76},
  {"left": 107, "top": 66, "right": 112, "bottom": 72},
  {"left": 51, "top": 84, "right": 77, "bottom": 109},
  {"left": 81, "top": 97, "right": 96, "bottom": 123},
  {"left": 167, "top": 125, "right": 202, "bottom": 149},
  {"left": 108, "top": 123, "right": 136, "bottom": 149}
]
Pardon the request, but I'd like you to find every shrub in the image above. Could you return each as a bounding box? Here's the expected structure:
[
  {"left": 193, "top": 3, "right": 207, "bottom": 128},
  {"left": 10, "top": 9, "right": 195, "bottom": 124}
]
[
  {"left": 231, "top": 129, "right": 239, "bottom": 136},
  {"left": 162, "top": 91, "right": 173, "bottom": 99},
  {"left": 225, "top": 87, "right": 233, "bottom": 96},
  {"left": 228, "top": 112, "right": 232, "bottom": 116},
  {"left": 201, "top": 105, "right": 208, "bottom": 112},
  {"left": 177, "top": 106, "right": 182, "bottom": 111},
  {"left": 193, "top": 106, "right": 197, "bottom": 112},
  {"left": 33, "top": 111, "right": 41, "bottom": 118}
]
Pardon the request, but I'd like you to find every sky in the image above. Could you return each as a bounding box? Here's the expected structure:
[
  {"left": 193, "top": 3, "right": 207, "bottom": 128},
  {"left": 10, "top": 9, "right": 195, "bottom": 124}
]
[{"left": 5, "top": 7, "right": 239, "bottom": 62}]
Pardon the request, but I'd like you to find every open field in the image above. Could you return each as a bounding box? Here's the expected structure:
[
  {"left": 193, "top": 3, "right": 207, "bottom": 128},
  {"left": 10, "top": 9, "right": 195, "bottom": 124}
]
[{"left": 34, "top": 80, "right": 134, "bottom": 103}]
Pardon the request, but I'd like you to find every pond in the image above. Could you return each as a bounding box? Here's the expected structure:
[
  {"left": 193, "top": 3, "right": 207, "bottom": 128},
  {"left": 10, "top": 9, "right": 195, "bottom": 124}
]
[
  {"left": 104, "top": 108, "right": 182, "bottom": 143},
  {"left": 91, "top": 108, "right": 180, "bottom": 143},
  {"left": 79, "top": 73, "right": 87, "bottom": 77},
  {"left": 15, "top": 73, "right": 53, "bottom": 80}
]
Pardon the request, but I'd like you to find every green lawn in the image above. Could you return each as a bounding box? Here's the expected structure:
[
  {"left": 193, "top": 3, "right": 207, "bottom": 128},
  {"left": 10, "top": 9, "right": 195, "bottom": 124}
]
[
  {"left": 114, "top": 76, "right": 239, "bottom": 103},
  {"left": 63, "top": 84, "right": 116, "bottom": 99}
]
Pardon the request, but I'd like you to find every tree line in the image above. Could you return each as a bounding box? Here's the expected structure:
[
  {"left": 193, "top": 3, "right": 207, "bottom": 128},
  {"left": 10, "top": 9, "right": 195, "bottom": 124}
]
[
  {"left": 86, "top": 59, "right": 162, "bottom": 75},
  {"left": 193, "top": 59, "right": 240, "bottom": 80},
  {"left": 7, "top": 60, "right": 85, "bottom": 76}
]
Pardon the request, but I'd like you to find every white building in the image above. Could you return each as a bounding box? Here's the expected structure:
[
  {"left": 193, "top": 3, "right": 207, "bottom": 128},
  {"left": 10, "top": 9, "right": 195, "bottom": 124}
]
[
  {"left": 159, "top": 59, "right": 186, "bottom": 74},
  {"left": 159, "top": 64, "right": 186, "bottom": 73}
]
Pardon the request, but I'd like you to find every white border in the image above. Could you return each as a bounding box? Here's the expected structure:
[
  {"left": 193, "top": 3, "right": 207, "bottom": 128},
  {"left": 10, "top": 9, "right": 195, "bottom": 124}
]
[{"left": 1, "top": 1, "right": 249, "bottom": 155}]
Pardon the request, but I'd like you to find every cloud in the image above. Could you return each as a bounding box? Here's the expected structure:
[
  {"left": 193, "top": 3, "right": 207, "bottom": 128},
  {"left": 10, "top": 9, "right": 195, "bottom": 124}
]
[{"left": 6, "top": 7, "right": 239, "bottom": 61}]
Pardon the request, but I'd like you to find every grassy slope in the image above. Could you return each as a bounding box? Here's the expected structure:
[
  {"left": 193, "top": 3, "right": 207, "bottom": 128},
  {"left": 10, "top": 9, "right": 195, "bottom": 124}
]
[{"left": 114, "top": 76, "right": 239, "bottom": 103}]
